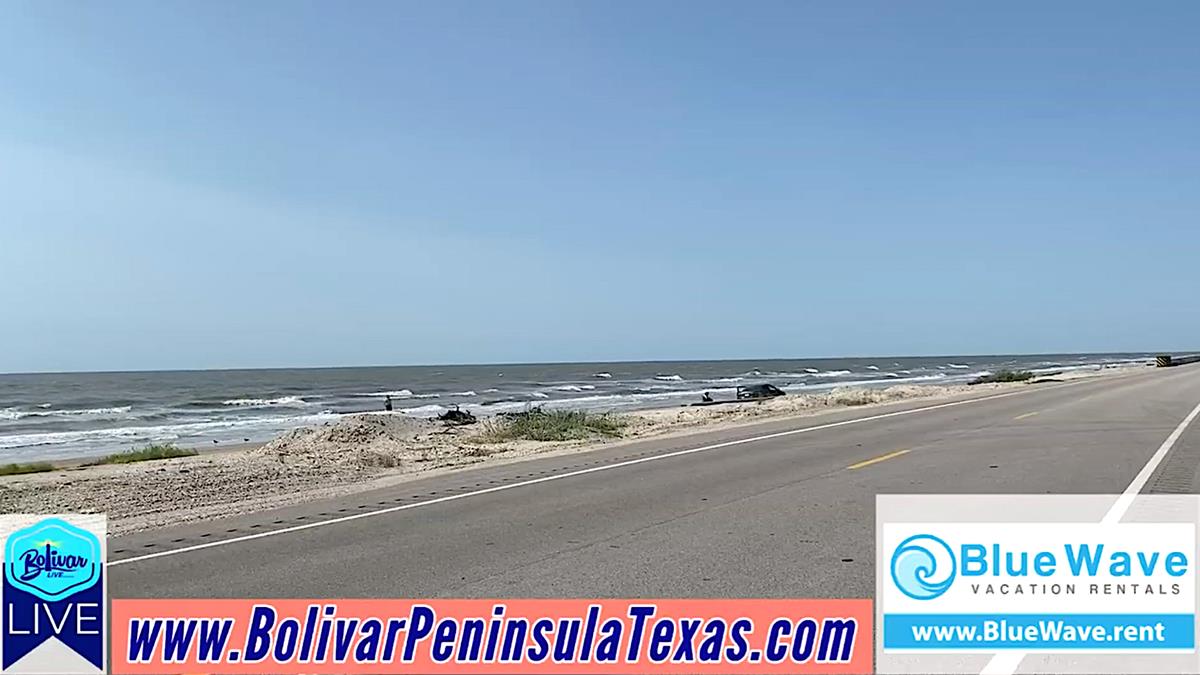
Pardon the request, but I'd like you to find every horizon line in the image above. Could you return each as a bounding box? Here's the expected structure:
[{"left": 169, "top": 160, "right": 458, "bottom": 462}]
[{"left": 0, "top": 349, "right": 1182, "bottom": 378}]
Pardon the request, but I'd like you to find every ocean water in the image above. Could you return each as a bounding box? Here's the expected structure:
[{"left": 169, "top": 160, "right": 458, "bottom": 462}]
[{"left": 0, "top": 353, "right": 1155, "bottom": 462}]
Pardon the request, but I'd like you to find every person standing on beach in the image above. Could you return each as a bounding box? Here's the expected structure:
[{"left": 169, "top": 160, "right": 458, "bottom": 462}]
[{"left": 385, "top": 395, "right": 393, "bottom": 412}]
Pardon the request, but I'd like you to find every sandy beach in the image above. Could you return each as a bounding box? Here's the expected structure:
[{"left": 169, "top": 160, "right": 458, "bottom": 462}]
[{"left": 0, "top": 367, "right": 1141, "bottom": 535}]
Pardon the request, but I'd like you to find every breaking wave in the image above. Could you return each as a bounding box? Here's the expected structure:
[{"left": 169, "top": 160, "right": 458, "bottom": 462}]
[
  {"left": 0, "top": 411, "right": 339, "bottom": 455},
  {"left": 222, "top": 396, "right": 307, "bottom": 407},
  {"left": 357, "top": 390, "right": 440, "bottom": 399},
  {"left": 0, "top": 405, "right": 135, "bottom": 421},
  {"left": 635, "top": 385, "right": 677, "bottom": 392},
  {"left": 654, "top": 375, "right": 684, "bottom": 381},
  {"left": 398, "top": 404, "right": 447, "bottom": 416},
  {"left": 788, "top": 373, "right": 948, "bottom": 390}
]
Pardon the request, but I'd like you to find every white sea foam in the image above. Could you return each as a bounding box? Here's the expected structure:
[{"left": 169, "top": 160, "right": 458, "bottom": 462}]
[
  {"left": 784, "top": 373, "right": 948, "bottom": 391},
  {"left": 804, "top": 368, "right": 820, "bottom": 373},
  {"left": 947, "top": 363, "right": 971, "bottom": 369},
  {"left": 654, "top": 375, "right": 684, "bottom": 381},
  {"left": 0, "top": 411, "right": 339, "bottom": 454},
  {"left": 814, "top": 370, "right": 852, "bottom": 377},
  {"left": 448, "top": 391, "right": 478, "bottom": 397},
  {"left": 866, "top": 365, "right": 880, "bottom": 370},
  {"left": 0, "top": 405, "right": 135, "bottom": 421},
  {"left": 221, "top": 396, "right": 307, "bottom": 407},
  {"left": 553, "top": 385, "right": 596, "bottom": 392},
  {"left": 398, "top": 404, "right": 448, "bottom": 416},
  {"left": 593, "top": 372, "right": 613, "bottom": 379},
  {"left": 357, "top": 389, "right": 438, "bottom": 399},
  {"left": 452, "top": 387, "right": 743, "bottom": 416},
  {"left": 1029, "top": 364, "right": 1101, "bottom": 375},
  {"left": 529, "top": 392, "right": 550, "bottom": 399}
]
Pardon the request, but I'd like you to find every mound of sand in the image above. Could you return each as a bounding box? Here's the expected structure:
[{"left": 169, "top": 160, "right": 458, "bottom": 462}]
[
  {"left": 258, "top": 413, "right": 448, "bottom": 470},
  {"left": 825, "top": 385, "right": 934, "bottom": 406}
]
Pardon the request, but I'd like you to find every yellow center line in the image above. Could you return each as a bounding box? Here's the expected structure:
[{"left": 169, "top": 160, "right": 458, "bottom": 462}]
[
  {"left": 847, "top": 448, "right": 911, "bottom": 470},
  {"left": 1014, "top": 411, "right": 1039, "bottom": 420}
]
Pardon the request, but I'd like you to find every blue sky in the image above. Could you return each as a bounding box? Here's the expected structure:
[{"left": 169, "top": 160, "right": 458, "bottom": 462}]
[{"left": 2, "top": 1, "right": 1197, "bottom": 372}]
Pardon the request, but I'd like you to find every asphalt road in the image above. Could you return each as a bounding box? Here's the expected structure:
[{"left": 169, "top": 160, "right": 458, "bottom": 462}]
[{"left": 110, "top": 364, "right": 1200, "bottom": 600}]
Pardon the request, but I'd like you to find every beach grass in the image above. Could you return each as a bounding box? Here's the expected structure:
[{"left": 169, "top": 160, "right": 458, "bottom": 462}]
[
  {"left": 91, "top": 443, "right": 199, "bottom": 465},
  {"left": 970, "top": 369, "right": 1035, "bottom": 385},
  {"left": 0, "top": 462, "right": 55, "bottom": 476},
  {"left": 479, "top": 407, "right": 627, "bottom": 442}
]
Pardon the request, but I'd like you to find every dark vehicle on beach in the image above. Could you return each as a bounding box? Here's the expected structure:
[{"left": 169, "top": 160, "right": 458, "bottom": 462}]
[
  {"left": 736, "top": 384, "right": 786, "bottom": 400},
  {"left": 692, "top": 383, "right": 787, "bottom": 406},
  {"left": 438, "top": 405, "right": 477, "bottom": 426}
]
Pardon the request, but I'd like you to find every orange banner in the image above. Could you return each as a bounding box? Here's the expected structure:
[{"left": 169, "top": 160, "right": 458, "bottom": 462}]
[{"left": 111, "top": 598, "right": 872, "bottom": 674}]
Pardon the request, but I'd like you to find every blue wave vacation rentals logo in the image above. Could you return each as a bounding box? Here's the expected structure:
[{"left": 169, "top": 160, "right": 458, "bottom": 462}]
[{"left": 890, "top": 534, "right": 957, "bottom": 600}]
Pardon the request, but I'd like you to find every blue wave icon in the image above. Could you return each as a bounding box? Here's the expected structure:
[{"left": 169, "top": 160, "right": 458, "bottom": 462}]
[{"left": 890, "top": 534, "right": 956, "bottom": 600}]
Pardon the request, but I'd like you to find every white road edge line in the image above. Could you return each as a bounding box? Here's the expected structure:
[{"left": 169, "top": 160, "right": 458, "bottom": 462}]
[
  {"left": 111, "top": 382, "right": 1081, "bottom": 567},
  {"left": 979, "top": 399, "right": 1200, "bottom": 675}
]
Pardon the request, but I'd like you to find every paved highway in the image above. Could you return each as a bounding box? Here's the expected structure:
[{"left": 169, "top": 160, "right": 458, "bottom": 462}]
[{"left": 111, "top": 364, "right": 1200, "bottom": 603}]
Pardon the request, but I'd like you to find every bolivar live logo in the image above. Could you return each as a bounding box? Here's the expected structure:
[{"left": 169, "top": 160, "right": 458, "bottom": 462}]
[{"left": 2, "top": 515, "right": 106, "bottom": 674}]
